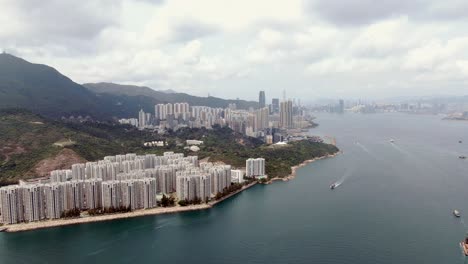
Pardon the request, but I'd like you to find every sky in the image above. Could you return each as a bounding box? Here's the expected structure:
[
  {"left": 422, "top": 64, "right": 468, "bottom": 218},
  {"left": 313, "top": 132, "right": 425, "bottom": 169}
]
[{"left": 1, "top": 0, "right": 468, "bottom": 102}]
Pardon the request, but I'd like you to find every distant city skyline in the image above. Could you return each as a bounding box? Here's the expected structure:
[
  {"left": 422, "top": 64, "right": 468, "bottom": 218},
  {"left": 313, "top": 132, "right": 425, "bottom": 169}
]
[{"left": 2, "top": 0, "right": 468, "bottom": 100}]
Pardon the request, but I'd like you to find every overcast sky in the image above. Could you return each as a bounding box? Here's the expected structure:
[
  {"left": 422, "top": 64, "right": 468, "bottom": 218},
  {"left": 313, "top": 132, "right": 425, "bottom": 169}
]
[{"left": 2, "top": 0, "right": 468, "bottom": 101}]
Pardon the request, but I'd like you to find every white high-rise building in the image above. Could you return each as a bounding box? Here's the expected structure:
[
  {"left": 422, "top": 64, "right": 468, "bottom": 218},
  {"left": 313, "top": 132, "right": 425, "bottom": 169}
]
[
  {"left": 23, "top": 185, "right": 46, "bottom": 222},
  {"left": 280, "top": 100, "right": 293, "bottom": 129},
  {"left": 155, "top": 104, "right": 167, "bottom": 120},
  {"left": 246, "top": 158, "right": 265, "bottom": 178},
  {"left": 138, "top": 109, "right": 146, "bottom": 128},
  {"left": 231, "top": 170, "right": 244, "bottom": 183},
  {"left": 44, "top": 183, "right": 65, "bottom": 219},
  {"left": 0, "top": 186, "right": 24, "bottom": 224},
  {"left": 255, "top": 107, "right": 269, "bottom": 132}
]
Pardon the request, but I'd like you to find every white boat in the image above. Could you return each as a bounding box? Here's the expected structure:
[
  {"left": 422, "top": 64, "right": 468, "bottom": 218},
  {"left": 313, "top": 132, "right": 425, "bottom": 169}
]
[
  {"left": 330, "top": 183, "right": 338, "bottom": 190},
  {"left": 389, "top": 139, "right": 395, "bottom": 143},
  {"left": 454, "top": 210, "right": 461, "bottom": 217}
]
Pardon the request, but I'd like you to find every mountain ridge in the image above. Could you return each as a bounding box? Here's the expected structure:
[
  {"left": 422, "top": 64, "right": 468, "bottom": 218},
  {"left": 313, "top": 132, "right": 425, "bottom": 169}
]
[
  {"left": 0, "top": 53, "right": 257, "bottom": 120},
  {"left": 83, "top": 82, "right": 258, "bottom": 109}
]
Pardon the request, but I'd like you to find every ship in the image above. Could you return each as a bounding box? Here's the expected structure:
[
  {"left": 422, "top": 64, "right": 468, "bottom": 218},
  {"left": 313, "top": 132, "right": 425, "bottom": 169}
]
[
  {"left": 454, "top": 210, "right": 461, "bottom": 217},
  {"left": 461, "top": 233, "right": 468, "bottom": 256}
]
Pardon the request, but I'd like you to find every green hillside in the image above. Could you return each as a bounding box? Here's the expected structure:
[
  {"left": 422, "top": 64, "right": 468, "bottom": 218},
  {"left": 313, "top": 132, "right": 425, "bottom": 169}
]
[
  {"left": 0, "top": 53, "right": 112, "bottom": 118},
  {"left": 0, "top": 109, "right": 148, "bottom": 185},
  {"left": 0, "top": 53, "right": 257, "bottom": 120}
]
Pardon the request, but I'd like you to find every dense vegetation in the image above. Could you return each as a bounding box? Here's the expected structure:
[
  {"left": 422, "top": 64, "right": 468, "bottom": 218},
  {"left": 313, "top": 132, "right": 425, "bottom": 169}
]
[
  {"left": 0, "top": 53, "right": 115, "bottom": 119},
  {"left": 0, "top": 109, "right": 338, "bottom": 186},
  {"left": 0, "top": 109, "right": 149, "bottom": 185},
  {"left": 60, "top": 208, "right": 81, "bottom": 218},
  {"left": 166, "top": 125, "right": 339, "bottom": 178},
  {"left": 88, "top": 206, "right": 132, "bottom": 216},
  {"left": 214, "top": 183, "right": 244, "bottom": 200},
  {"left": 160, "top": 195, "right": 176, "bottom": 207},
  {"left": 178, "top": 197, "right": 203, "bottom": 206}
]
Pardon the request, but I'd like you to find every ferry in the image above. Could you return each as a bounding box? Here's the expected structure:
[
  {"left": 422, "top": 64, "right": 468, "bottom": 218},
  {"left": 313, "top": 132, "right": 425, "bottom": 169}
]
[{"left": 454, "top": 210, "right": 461, "bottom": 217}]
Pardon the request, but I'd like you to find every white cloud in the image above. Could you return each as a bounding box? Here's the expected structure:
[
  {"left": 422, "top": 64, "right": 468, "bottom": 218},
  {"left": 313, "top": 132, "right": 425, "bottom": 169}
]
[{"left": 2, "top": 0, "right": 468, "bottom": 99}]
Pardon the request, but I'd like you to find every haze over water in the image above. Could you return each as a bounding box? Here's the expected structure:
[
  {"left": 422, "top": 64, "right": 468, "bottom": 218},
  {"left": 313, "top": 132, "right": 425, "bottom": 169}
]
[{"left": 1, "top": 113, "right": 468, "bottom": 264}]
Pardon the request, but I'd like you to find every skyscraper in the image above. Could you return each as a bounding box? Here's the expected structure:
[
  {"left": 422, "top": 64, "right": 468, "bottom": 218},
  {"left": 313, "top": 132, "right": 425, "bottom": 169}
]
[
  {"left": 280, "top": 100, "right": 293, "bottom": 129},
  {"left": 338, "top": 99, "right": 344, "bottom": 114},
  {"left": 272, "top": 98, "right": 279, "bottom": 113},
  {"left": 254, "top": 107, "right": 269, "bottom": 131},
  {"left": 138, "top": 109, "right": 146, "bottom": 128},
  {"left": 259, "top": 91, "right": 266, "bottom": 109}
]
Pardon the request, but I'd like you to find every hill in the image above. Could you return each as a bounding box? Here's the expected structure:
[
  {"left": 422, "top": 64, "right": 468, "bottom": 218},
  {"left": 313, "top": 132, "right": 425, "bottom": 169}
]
[
  {"left": 83, "top": 82, "right": 258, "bottom": 109},
  {"left": 0, "top": 109, "right": 150, "bottom": 185},
  {"left": 0, "top": 53, "right": 113, "bottom": 118},
  {"left": 0, "top": 53, "right": 256, "bottom": 120},
  {"left": 0, "top": 53, "right": 174, "bottom": 119}
]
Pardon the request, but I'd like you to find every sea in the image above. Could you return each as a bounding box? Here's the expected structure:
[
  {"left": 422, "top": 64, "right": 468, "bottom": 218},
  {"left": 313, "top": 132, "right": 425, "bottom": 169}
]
[{"left": 1, "top": 112, "right": 468, "bottom": 264}]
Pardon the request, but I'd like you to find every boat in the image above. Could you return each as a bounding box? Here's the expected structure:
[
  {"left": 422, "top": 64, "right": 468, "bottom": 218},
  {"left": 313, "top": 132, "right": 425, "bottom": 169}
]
[
  {"left": 0, "top": 227, "right": 7, "bottom": 232},
  {"left": 330, "top": 183, "right": 337, "bottom": 190},
  {"left": 389, "top": 139, "right": 395, "bottom": 143},
  {"left": 459, "top": 156, "right": 467, "bottom": 159},
  {"left": 454, "top": 210, "right": 461, "bottom": 217},
  {"left": 461, "top": 233, "right": 468, "bottom": 256},
  {"left": 459, "top": 140, "right": 463, "bottom": 144}
]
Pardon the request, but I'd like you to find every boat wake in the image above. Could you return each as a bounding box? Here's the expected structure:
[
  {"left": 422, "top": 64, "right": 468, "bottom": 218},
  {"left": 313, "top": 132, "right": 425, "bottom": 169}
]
[
  {"left": 355, "top": 142, "right": 372, "bottom": 154},
  {"left": 389, "top": 142, "right": 412, "bottom": 157},
  {"left": 331, "top": 167, "right": 355, "bottom": 189},
  {"left": 154, "top": 222, "right": 170, "bottom": 230}
]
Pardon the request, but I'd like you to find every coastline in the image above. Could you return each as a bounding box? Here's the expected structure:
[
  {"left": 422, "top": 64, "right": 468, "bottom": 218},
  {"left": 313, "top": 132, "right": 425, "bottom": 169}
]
[
  {"left": 3, "top": 182, "right": 257, "bottom": 233},
  {"left": 2, "top": 150, "right": 337, "bottom": 233},
  {"left": 267, "top": 152, "right": 340, "bottom": 184}
]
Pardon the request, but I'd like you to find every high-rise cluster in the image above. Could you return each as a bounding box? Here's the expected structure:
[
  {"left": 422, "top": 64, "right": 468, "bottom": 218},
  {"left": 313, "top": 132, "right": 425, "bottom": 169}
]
[
  {"left": 0, "top": 178, "right": 104, "bottom": 224},
  {"left": 0, "top": 152, "right": 242, "bottom": 225},
  {"left": 118, "top": 90, "right": 307, "bottom": 143},
  {"left": 175, "top": 163, "right": 232, "bottom": 202}
]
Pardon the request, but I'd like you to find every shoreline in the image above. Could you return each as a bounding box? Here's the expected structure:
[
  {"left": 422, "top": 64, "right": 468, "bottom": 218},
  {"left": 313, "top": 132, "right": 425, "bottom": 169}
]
[
  {"left": 2, "top": 150, "right": 337, "bottom": 233},
  {"left": 3, "top": 182, "right": 257, "bottom": 233},
  {"left": 267, "top": 151, "right": 340, "bottom": 184}
]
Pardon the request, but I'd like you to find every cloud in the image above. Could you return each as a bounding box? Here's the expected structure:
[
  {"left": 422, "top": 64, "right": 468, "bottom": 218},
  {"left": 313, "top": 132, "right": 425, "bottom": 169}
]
[
  {"left": 2, "top": 0, "right": 468, "bottom": 100},
  {"left": 1, "top": 0, "right": 120, "bottom": 40},
  {"left": 170, "top": 20, "right": 219, "bottom": 42},
  {"left": 305, "top": 0, "right": 468, "bottom": 26}
]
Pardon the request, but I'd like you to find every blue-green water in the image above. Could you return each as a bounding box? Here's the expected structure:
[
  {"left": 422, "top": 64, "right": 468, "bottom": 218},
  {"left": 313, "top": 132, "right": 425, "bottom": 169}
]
[{"left": 1, "top": 113, "right": 468, "bottom": 264}]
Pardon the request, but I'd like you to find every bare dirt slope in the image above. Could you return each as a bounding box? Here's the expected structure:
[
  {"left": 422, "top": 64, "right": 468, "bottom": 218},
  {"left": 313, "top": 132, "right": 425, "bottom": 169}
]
[{"left": 30, "top": 148, "right": 86, "bottom": 177}]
